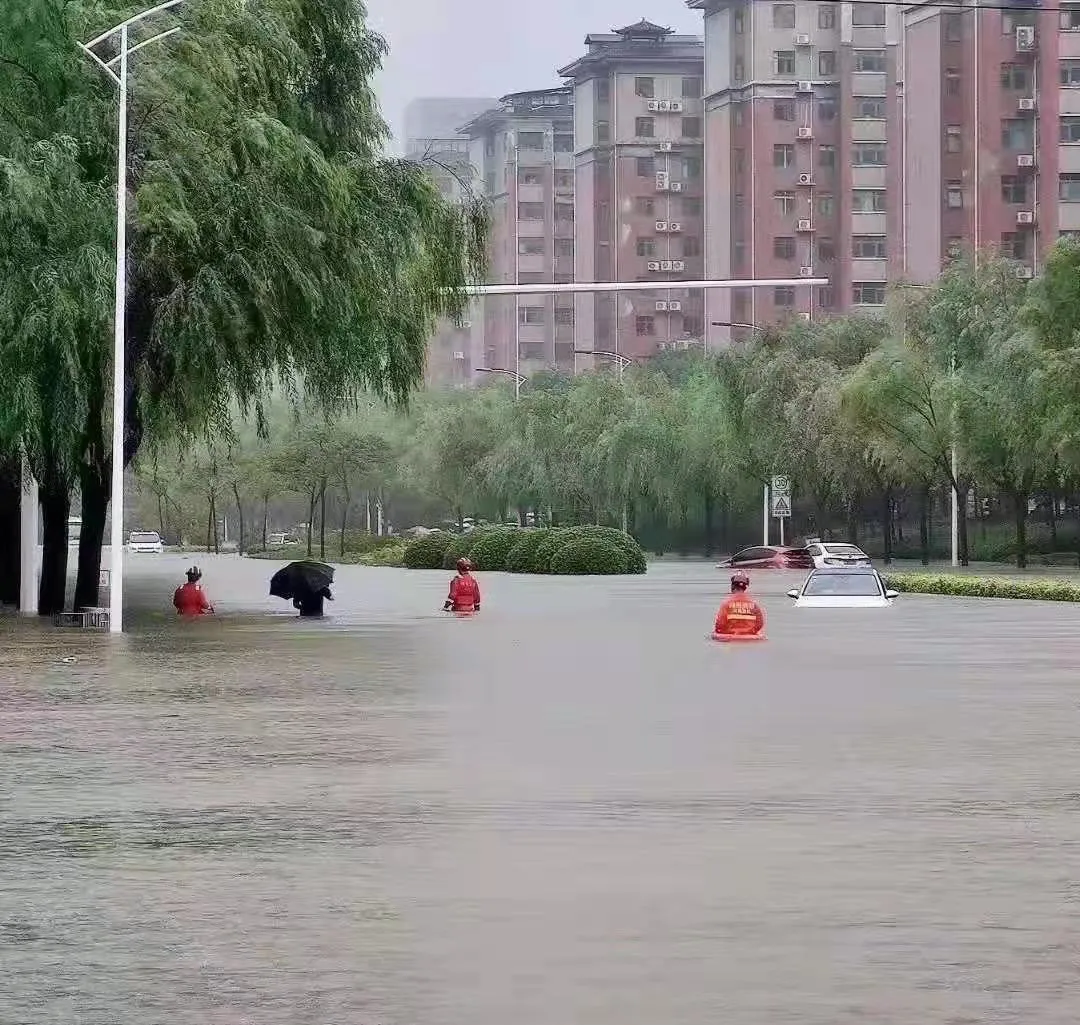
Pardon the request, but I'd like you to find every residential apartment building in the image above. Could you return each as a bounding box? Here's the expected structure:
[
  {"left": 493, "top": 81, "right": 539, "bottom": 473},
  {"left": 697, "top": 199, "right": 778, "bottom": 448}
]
[
  {"left": 689, "top": 0, "right": 901, "bottom": 345},
  {"left": 901, "top": 0, "right": 1073, "bottom": 283},
  {"left": 460, "top": 87, "right": 577, "bottom": 379},
  {"left": 559, "top": 20, "right": 706, "bottom": 363}
]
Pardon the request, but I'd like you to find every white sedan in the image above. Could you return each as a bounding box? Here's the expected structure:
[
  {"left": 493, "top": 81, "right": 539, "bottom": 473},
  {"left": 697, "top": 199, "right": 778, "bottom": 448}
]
[
  {"left": 787, "top": 567, "right": 898, "bottom": 608},
  {"left": 805, "top": 540, "right": 872, "bottom": 568}
]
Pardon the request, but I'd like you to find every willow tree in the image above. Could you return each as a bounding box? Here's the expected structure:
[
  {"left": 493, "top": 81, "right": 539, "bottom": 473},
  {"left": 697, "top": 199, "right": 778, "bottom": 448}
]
[{"left": 0, "top": 0, "right": 485, "bottom": 611}]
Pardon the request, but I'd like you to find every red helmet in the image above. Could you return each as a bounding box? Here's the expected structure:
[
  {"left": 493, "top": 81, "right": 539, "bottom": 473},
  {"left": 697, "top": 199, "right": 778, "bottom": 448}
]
[
  {"left": 730, "top": 571, "right": 750, "bottom": 591},
  {"left": 456, "top": 558, "right": 472, "bottom": 573}
]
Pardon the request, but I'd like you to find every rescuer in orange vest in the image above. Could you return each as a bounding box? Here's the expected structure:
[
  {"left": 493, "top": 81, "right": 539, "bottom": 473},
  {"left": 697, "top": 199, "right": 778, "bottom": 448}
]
[{"left": 713, "top": 570, "right": 765, "bottom": 639}]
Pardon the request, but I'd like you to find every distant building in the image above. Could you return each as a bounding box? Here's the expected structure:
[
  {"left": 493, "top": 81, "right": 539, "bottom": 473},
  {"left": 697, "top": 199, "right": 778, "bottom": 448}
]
[{"left": 460, "top": 86, "right": 577, "bottom": 379}]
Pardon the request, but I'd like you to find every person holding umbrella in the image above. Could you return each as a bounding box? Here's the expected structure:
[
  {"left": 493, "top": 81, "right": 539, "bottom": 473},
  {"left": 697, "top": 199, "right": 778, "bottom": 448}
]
[{"left": 269, "top": 561, "right": 335, "bottom": 617}]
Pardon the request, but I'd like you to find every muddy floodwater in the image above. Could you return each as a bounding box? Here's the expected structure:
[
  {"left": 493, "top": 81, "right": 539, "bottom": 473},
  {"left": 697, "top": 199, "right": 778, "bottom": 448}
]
[{"left": 2, "top": 554, "right": 1079, "bottom": 1024}]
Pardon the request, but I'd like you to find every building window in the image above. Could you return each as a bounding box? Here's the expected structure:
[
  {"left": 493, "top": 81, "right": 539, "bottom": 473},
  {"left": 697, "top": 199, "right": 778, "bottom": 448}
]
[
  {"left": 636, "top": 237, "right": 656, "bottom": 257},
  {"left": 818, "top": 144, "right": 836, "bottom": 168},
  {"left": 817, "top": 285, "right": 834, "bottom": 307},
  {"left": 554, "top": 170, "right": 573, "bottom": 189},
  {"left": 773, "top": 236, "right": 796, "bottom": 259},
  {"left": 554, "top": 202, "right": 573, "bottom": 222},
  {"left": 682, "top": 76, "right": 702, "bottom": 98},
  {"left": 819, "top": 51, "right": 837, "bottom": 75},
  {"left": 733, "top": 58, "right": 745, "bottom": 82},
  {"left": 774, "top": 50, "right": 796, "bottom": 76},
  {"left": 852, "top": 235, "right": 887, "bottom": 259},
  {"left": 853, "top": 142, "right": 886, "bottom": 165},
  {"left": 1059, "top": 174, "right": 1080, "bottom": 201},
  {"left": 1062, "top": 60, "right": 1080, "bottom": 87},
  {"left": 854, "top": 49, "right": 887, "bottom": 73},
  {"left": 733, "top": 148, "right": 746, "bottom": 173},
  {"left": 1061, "top": 230, "right": 1080, "bottom": 241},
  {"left": 518, "top": 167, "right": 543, "bottom": 185},
  {"left": 945, "top": 13, "right": 963, "bottom": 40},
  {"left": 683, "top": 156, "right": 702, "bottom": 178},
  {"left": 682, "top": 236, "right": 702, "bottom": 257},
  {"left": 518, "top": 132, "right": 545, "bottom": 150},
  {"left": 635, "top": 77, "right": 655, "bottom": 98},
  {"left": 817, "top": 237, "right": 835, "bottom": 261},
  {"left": 733, "top": 9, "right": 745, "bottom": 33},
  {"left": 636, "top": 156, "right": 655, "bottom": 176},
  {"left": 518, "top": 238, "right": 545, "bottom": 255},
  {"left": 852, "top": 3, "right": 886, "bottom": 26},
  {"left": 774, "top": 286, "right": 796, "bottom": 306},
  {"left": 1001, "top": 118, "right": 1033, "bottom": 150},
  {"left": 596, "top": 79, "right": 610, "bottom": 103},
  {"left": 945, "top": 125, "right": 962, "bottom": 152},
  {"left": 774, "top": 143, "right": 795, "bottom": 168},
  {"left": 553, "top": 307, "right": 574, "bottom": 327},
  {"left": 519, "top": 306, "right": 545, "bottom": 324},
  {"left": 555, "top": 239, "right": 574, "bottom": 257},
  {"left": 817, "top": 193, "right": 835, "bottom": 215},
  {"left": 682, "top": 196, "right": 702, "bottom": 215},
  {"left": 852, "top": 282, "right": 887, "bottom": 305},
  {"left": 945, "top": 68, "right": 961, "bottom": 96},
  {"left": 635, "top": 196, "right": 656, "bottom": 215},
  {"left": 853, "top": 96, "right": 886, "bottom": 119},
  {"left": 946, "top": 181, "right": 964, "bottom": 208},
  {"left": 1001, "top": 63, "right": 1031, "bottom": 90},
  {"left": 819, "top": 4, "right": 836, "bottom": 28},
  {"left": 852, "top": 188, "right": 886, "bottom": 213},
  {"left": 818, "top": 98, "right": 837, "bottom": 121},
  {"left": 774, "top": 99, "right": 795, "bottom": 121},
  {"left": 517, "top": 202, "right": 544, "bottom": 220},
  {"left": 683, "top": 316, "right": 703, "bottom": 336},
  {"left": 554, "top": 134, "right": 573, "bottom": 153},
  {"left": 774, "top": 190, "right": 796, "bottom": 215},
  {"left": 681, "top": 116, "right": 702, "bottom": 137},
  {"left": 596, "top": 120, "right": 610, "bottom": 143},
  {"left": 1062, "top": 116, "right": 1080, "bottom": 143},
  {"left": 1001, "top": 176, "right": 1027, "bottom": 204},
  {"left": 635, "top": 116, "right": 655, "bottom": 138},
  {"left": 773, "top": 3, "right": 796, "bottom": 28},
  {"left": 636, "top": 315, "right": 655, "bottom": 336},
  {"left": 1001, "top": 232, "right": 1028, "bottom": 260},
  {"left": 1062, "top": 6, "right": 1080, "bottom": 30}
]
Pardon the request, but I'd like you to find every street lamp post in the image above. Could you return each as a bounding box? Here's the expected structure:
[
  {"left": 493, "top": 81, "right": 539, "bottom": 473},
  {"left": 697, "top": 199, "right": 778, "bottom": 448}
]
[
  {"left": 573, "top": 349, "right": 633, "bottom": 378},
  {"left": 476, "top": 366, "right": 525, "bottom": 400},
  {"left": 80, "top": 0, "right": 183, "bottom": 633}
]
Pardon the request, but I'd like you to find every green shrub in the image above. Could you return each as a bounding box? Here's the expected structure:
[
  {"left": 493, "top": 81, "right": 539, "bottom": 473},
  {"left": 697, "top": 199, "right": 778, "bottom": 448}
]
[
  {"left": 442, "top": 529, "right": 489, "bottom": 569},
  {"left": 548, "top": 525, "right": 647, "bottom": 574},
  {"left": 884, "top": 573, "right": 1080, "bottom": 601},
  {"left": 402, "top": 531, "right": 452, "bottom": 569},
  {"left": 351, "top": 542, "right": 406, "bottom": 567},
  {"left": 530, "top": 527, "right": 574, "bottom": 573},
  {"left": 467, "top": 529, "right": 520, "bottom": 571},
  {"left": 505, "top": 529, "right": 552, "bottom": 573},
  {"left": 549, "top": 538, "right": 630, "bottom": 575}
]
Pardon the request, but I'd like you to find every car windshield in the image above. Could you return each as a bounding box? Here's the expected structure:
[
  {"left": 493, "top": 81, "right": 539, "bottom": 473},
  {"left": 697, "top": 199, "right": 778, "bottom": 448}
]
[
  {"left": 803, "top": 573, "right": 882, "bottom": 596},
  {"left": 822, "top": 544, "right": 864, "bottom": 555},
  {"left": 130, "top": 532, "right": 159, "bottom": 543}
]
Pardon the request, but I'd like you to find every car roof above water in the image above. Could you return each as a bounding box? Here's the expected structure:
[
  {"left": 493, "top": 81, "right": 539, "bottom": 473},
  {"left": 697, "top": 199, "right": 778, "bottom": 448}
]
[{"left": 809, "top": 565, "right": 877, "bottom": 574}]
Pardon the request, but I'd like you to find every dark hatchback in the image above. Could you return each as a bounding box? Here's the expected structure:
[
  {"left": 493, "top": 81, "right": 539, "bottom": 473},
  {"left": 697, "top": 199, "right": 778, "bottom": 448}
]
[{"left": 717, "top": 545, "right": 815, "bottom": 570}]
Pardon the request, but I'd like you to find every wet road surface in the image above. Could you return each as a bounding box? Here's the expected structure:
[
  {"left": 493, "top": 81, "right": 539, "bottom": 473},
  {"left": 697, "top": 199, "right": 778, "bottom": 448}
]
[{"left": 2, "top": 555, "right": 1079, "bottom": 1024}]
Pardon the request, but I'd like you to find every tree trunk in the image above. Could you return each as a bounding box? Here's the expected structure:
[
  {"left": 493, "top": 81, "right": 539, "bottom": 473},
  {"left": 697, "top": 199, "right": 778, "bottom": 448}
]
[
  {"left": 38, "top": 481, "right": 70, "bottom": 616},
  {"left": 0, "top": 461, "right": 20, "bottom": 605},
  {"left": 518, "top": 505, "right": 528, "bottom": 527},
  {"left": 846, "top": 500, "right": 859, "bottom": 543},
  {"left": 339, "top": 486, "right": 350, "bottom": 560},
  {"left": 1047, "top": 491, "right": 1058, "bottom": 548},
  {"left": 210, "top": 494, "right": 220, "bottom": 554},
  {"left": 306, "top": 487, "right": 317, "bottom": 556},
  {"left": 231, "top": 482, "right": 246, "bottom": 555},
  {"left": 157, "top": 494, "right": 165, "bottom": 537},
  {"left": 882, "top": 488, "right": 894, "bottom": 565},
  {"left": 919, "top": 484, "right": 931, "bottom": 566},
  {"left": 1013, "top": 490, "right": 1028, "bottom": 569},
  {"left": 957, "top": 484, "right": 970, "bottom": 566},
  {"left": 703, "top": 490, "right": 715, "bottom": 557},
  {"left": 627, "top": 498, "right": 638, "bottom": 538},
  {"left": 318, "top": 480, "right": 327, "bottom": 560},
  {"left": 262, "top": 494, "right": 269, "bottom": 550},
  {"left": 73, "top": 464, "right": 109, "bottom": 611},
  {"left": 205, "top": 503, "right": 213, "bottom": 551}
]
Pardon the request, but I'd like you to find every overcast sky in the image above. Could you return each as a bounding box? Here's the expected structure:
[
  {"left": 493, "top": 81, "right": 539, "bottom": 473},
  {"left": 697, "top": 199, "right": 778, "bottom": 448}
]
[{"left": 366, "top": 0, "right": 702, "bottom": 147}]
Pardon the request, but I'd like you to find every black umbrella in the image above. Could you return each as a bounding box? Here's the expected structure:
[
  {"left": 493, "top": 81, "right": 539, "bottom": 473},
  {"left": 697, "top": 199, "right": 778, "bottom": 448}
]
[{"left": 269, "top": 561, "right": 335, "bottom": 601}]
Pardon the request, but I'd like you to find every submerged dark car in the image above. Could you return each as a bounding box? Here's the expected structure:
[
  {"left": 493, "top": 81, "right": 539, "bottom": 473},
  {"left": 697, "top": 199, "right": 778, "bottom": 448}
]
[{"left": 717, "top": 545, "right": 815, "bottom": 570}]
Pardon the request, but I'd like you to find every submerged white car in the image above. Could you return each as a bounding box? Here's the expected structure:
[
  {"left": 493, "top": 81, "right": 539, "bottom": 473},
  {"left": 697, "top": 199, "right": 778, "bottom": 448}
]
[
  {"left": 805, "top": 540, "right": 872, "bottom": 568},
  {"left": 787, "top": 567, "right": 898, "bottom": 607},
  {"left": 128, "top": 530, "right": 164, "bottom": 554}
]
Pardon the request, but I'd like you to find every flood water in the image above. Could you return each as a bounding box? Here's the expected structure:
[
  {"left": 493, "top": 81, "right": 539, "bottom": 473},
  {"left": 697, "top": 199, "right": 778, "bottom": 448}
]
[{"left": 2, "top": 554, "right": 1079, "bottom": 1024}]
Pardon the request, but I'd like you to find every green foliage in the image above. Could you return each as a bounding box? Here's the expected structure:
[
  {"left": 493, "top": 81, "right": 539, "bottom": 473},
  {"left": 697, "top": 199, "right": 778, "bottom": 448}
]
[
  {"left": 504, "top": 529, "right": 553, "bottom": 573},
  {"left": 441, "top": 529, "right": 488, "bottom": 569},
  {"left": 350, "top": 542, "right": 406, "bottom": 567},
  {"left": 549, "top": 538, "right": 630, "bottom": 576},
  {"left": 467, "top": 529, "right": 520, "bottom": 571},
  {"left": 530, "top": 528, "right": 574, "bottom": 574},
  {"left": 558, "top": 525, "right": 647, "bottom": 574},
  {"left": 402, "top": 531, "right": 451, "bottom": 569},
  {"left": 884, "top": 573, "right": 1080, "bottom": 602}
]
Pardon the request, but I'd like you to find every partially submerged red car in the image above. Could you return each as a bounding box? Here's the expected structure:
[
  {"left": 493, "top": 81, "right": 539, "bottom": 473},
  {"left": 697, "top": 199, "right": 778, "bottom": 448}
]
[{"left": 717, "top": 545, "right": 815, "bottom": 570}]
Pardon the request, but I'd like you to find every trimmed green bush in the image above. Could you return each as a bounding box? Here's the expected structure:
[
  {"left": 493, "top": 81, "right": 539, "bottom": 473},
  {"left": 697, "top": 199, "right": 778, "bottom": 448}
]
[
  {"left": 505, "top": 529, "right": 553, "bottom": 573},
  {"left": 467, "top": 529, "right": 520, "bottom": 571},
  {"left": 569, "top": 526, "right": 647, "bottom": 574},
  {"left": 530, "top": 527, "right": 574, "bottom": 573},
  {"left": 441, "top": 530, "right": 489, "bottom": 569},
  {"left": 885, "top": 573, "right": 1080, "bottom": 601},
  {"left": 549, "top": 538, "right": 630, "bottom": 575},
  {"left": 402, "top": 531, "right": 452, "bottom": 569},
  {"left": 352, "top": 542, "right": 407, "bottom": 567}
]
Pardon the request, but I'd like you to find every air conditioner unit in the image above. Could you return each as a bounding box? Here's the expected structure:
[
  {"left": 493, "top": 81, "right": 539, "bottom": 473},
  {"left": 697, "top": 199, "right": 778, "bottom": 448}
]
[
  {"left": 798, "top": 311, "right": 811, "bottom": 320},
  {"left": 795, "top": 33, "right": 811, "bottom": 45},
  {"left": 799, "top": 266, "right": 814, "bottom": 277},
  {"left": 669, "top": 100, "right": 684, "bottom": 112},
  {"left": 797, "top": 126, "right": 813, "bottom": 139},
  {"left": 797, "top": 173, "right": 814, "bottom": 186},
  {"left": 647, "top": 100, "right": 660, "bottom": 111},
  {"left": 1017, "top": 210, "right": 1035, "bottom": 224},
  {"left": 660, "top": 260, "right": 674, "bottom": 270},
  {"left": 1018, "top": 97, "right": 1036, "bottom": 111},
  {"left": 655, "top": 300, "right": 669, "bottom": 311},
  {"left": 796, "top": 80, "right": 814, "bottom": 93},
  {"left": 676, "top": 340, "right": 692, "bottom": 351},
  {"left": 647, "top": 260, "right": 660, "bottom": 271},
  {"left": 657, "top": 100, "right": 671, "bottom": 111},
  {"left": 669, "top": 300, "right": 683, "bottom": 311},
  {"left": 656, "top": 220, "right": 669, "bottom": 231},
  {"left": 797, "top": 218, "right": 813, "bottom": 232},
  {"left": 670, "top": 182, "right": 684, "bottom": 192},
  {"left": 670, "top": 221, "right": 683, "bottom": 231},
  {"left": 1015, "top": 266, "right": 1034, "bottom": 279},
  {"left": 655, "top": 172, "right": 669, "bottom": 190},
  {"left": 672, "top": 260, "right": 686, "bottom": 271},
  {"left": 657, "top": 341, "right": 671, "bottom": 350},
  {"left": 1017, "top": 154, "right": 1036, "bottom": 167},
  {"left": 1016, "top": 26, "right": 1035, "bottom": 50},
  {"left": 452, "top": 351, "right": 465, "bottom": 360},
  {"left": 657, "top": 140, "right": 673, "bottom": 151}
]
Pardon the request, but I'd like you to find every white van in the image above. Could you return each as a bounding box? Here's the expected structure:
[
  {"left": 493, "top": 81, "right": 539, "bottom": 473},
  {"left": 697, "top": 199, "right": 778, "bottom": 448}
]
[{"left": 128, "top": 530, "right": 164, "bottom": 554}]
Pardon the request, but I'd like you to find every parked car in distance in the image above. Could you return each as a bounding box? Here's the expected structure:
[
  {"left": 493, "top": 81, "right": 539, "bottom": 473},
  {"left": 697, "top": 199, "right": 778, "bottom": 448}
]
[
  {"left": 128, "top": 530, "right": 164, "bottom": 554},
  {"left": 787, "top": 567, "right": 898, "bottom": 607},
  {"left": 805, "top": 540, "right": 872, "bottom": 568},
  {"left": 268, "top": 533, "right": 299, "bottom": 547},
  {"left": 717, "top": 545, "right": 815, "bottom": 570}
]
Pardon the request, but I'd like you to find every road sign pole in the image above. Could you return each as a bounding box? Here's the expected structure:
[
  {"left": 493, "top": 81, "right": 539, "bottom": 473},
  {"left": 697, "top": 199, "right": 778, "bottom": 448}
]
[
  {"left": 779, "top": 515, "right": 784, "bottom": 546},
  {"left": 762, "top": 482, "right": 769, "bottom": 546}
]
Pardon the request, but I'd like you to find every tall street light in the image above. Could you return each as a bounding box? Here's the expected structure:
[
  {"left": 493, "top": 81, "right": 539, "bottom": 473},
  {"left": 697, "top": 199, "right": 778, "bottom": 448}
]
[
  {"left": 476, "top": 366, "right": 525, "bottom": 400},
  {"left": 573, "top": 349, "right": 633, "bottom": 378},
  {"left": 80, "top": 0, "right": 183, "bottom": 633}
]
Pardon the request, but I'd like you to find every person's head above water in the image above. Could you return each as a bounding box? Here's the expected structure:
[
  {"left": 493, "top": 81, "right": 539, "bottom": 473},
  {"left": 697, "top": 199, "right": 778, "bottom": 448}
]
[
  {"left": 730, "top": 571, "right": 750, "bottom": 592},
  {"left": 456, "top": 558, "right": 472, "bottom": 574},
  {"left": 186, "top": 565, "right": 202, "bottom": 583}
]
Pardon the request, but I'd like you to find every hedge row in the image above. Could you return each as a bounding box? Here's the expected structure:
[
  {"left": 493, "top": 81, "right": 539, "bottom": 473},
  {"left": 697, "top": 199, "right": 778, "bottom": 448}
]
[
  {"left": 885, "top": 573, "right": 1080, "bottom": 602},
  {"left": 401, "top": 526, "right": 647, "bottom": 575}
]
